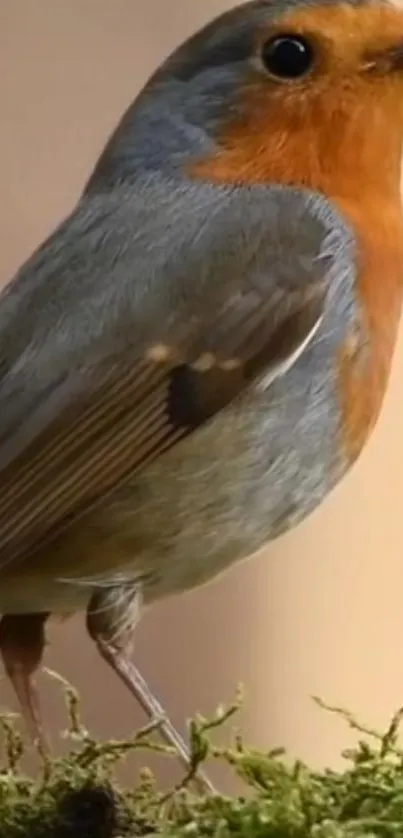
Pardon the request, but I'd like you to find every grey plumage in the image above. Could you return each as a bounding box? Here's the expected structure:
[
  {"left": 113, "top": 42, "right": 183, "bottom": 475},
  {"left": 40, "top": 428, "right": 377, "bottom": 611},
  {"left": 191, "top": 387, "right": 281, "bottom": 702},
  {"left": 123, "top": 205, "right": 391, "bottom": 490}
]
[{"left": 0, "top": 172, "right": 355, "bottom": 610}]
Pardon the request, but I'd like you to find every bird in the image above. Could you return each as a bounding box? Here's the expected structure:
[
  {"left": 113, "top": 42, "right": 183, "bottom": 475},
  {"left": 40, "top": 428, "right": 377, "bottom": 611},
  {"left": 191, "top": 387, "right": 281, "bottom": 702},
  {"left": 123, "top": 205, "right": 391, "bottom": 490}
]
[{"left": 0, "top": 0, "right": 403, "bottom": 790}]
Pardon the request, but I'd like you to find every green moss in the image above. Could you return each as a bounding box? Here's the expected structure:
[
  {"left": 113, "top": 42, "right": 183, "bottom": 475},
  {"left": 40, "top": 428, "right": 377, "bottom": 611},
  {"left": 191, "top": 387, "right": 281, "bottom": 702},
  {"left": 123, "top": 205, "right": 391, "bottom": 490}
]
[{"left": 0, "top": 673, "right": 403, "bottom": 837}]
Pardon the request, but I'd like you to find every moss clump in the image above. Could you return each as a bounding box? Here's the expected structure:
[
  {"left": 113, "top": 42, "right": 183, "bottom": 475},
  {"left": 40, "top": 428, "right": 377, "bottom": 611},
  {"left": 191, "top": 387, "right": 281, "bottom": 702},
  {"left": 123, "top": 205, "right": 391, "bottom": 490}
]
[{"left": 0, "top": 673, "right": 403, "bottom": 837}]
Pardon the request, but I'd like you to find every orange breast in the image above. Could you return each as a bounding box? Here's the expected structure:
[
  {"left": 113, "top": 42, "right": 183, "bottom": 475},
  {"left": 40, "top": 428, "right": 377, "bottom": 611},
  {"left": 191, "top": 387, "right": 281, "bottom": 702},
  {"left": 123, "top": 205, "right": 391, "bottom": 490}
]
[{"left": 335, "top": 197, "right": 403, "bottom": 462}]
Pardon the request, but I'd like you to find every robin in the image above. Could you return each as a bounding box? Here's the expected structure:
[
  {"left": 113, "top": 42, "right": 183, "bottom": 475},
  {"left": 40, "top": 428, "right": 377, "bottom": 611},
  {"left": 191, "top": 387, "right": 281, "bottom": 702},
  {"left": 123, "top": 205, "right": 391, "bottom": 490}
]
[{"left": 0, "top": 0, "right": 402, "bottom": 790}]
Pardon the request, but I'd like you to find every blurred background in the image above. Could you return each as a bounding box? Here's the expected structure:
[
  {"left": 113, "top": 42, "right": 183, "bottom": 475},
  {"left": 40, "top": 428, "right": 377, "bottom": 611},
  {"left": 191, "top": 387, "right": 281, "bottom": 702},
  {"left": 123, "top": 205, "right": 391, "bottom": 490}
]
[{"left": 1, "top": 0, "right": 403, "bottom": 789}]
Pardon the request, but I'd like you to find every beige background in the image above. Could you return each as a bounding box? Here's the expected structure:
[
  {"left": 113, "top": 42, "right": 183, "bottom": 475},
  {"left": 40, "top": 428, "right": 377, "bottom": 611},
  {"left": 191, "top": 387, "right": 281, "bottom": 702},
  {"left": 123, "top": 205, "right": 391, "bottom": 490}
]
[{"left": 1, "top": 0, "right": 403, "bottom": 787}]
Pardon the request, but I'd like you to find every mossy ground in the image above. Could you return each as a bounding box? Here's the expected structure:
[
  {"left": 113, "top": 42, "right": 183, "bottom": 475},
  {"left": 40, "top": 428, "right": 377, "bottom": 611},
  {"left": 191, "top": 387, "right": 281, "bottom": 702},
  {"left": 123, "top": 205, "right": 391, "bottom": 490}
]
[{"left": 0, "top": 672, "right": 403, "bottom": 837}]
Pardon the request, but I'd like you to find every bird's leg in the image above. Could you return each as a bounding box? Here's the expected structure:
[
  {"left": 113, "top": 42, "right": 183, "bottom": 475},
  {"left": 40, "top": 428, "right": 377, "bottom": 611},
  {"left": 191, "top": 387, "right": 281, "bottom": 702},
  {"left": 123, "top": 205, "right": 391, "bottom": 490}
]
[
  {"left": 0, "top": 612, "right": 49, "bottom": 752},
  {"left": 86, "top": 587, "right": 215, "bottom": 794}
]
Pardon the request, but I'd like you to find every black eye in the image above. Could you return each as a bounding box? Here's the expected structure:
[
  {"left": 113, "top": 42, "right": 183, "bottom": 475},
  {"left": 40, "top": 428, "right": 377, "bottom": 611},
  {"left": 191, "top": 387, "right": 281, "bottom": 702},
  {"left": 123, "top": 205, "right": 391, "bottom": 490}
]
[{"left": 261, "top": 34, "right": 314, "bottom": 80}]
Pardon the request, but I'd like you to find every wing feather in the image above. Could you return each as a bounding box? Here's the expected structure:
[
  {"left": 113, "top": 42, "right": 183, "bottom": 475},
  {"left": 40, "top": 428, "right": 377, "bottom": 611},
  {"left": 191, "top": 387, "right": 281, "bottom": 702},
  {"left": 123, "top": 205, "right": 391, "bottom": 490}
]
[{"left": 0, "top": 179, "right": 344, "bottom": 569}]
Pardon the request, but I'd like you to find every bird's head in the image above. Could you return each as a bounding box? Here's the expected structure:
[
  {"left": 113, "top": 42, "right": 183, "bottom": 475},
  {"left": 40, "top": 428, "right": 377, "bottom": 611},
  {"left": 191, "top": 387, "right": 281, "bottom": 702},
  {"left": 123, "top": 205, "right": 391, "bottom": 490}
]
[
  {"left": 89, "top": 0, "right": 403, "bottom": 207},
  {"left": 167, "top": 0, "right": 403, "bottom": 205}
]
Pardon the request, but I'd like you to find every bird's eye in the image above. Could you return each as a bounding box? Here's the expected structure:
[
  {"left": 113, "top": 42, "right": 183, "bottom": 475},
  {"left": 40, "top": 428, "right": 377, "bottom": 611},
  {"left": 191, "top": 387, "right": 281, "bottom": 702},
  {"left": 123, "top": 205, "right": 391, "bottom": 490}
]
[{"left": 261, "top": 34, "right": 315, "bottom": 80}]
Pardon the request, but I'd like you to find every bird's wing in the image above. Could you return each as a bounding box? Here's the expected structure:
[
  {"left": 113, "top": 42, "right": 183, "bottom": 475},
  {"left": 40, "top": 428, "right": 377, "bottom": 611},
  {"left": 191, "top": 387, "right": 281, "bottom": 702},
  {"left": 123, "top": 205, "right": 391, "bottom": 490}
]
[{"left": 0, "top": 177, "right": 349, "bottom": 569}]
